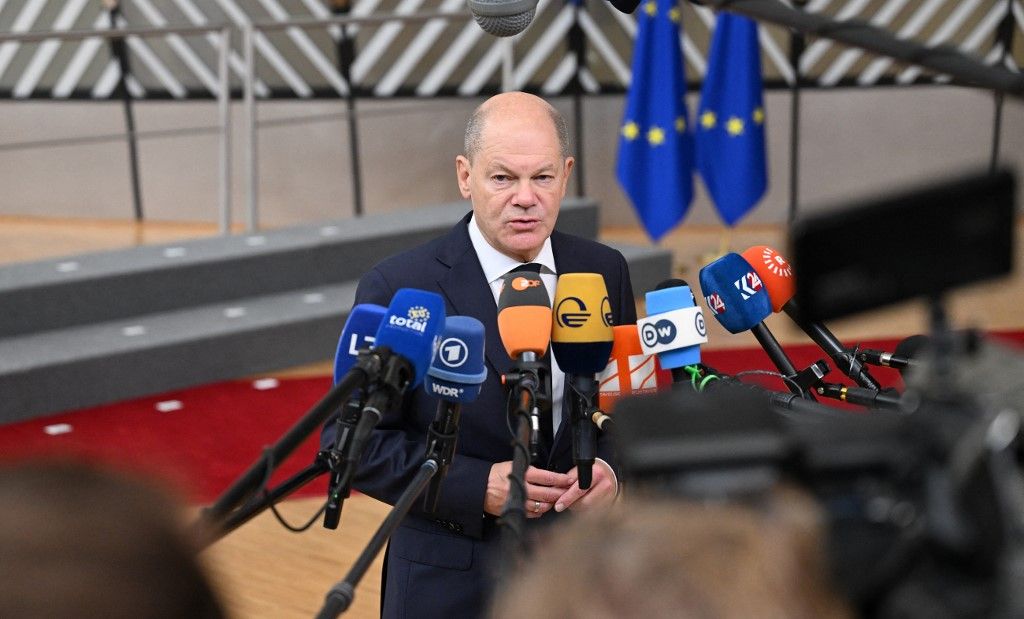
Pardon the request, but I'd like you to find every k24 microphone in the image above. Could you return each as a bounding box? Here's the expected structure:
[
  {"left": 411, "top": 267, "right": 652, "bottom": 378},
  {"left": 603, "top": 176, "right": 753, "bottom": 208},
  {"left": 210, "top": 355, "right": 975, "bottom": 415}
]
[
  {"left": 552, "top": 273, "right": 614, "bottom": 490},
  {"left": 422, "top": 315, "right": 487, "bottom": 513},
  {"left": 699, "top": 253, "right": 815, "bottom": 398},
  {"left": 597, "top": 324, "right": 672, "bottom": 412}
]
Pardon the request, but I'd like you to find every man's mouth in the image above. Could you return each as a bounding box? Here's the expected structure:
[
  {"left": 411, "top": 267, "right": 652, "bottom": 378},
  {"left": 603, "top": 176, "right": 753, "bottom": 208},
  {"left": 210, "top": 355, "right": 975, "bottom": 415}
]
[{"left": 508, "top": 218, "right": 540, "bottom": 231}]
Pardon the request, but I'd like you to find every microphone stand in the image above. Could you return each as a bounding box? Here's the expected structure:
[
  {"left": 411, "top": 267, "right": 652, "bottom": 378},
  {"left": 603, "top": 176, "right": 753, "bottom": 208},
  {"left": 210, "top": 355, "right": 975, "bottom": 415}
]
[
  {"left": 498, "top": 352, "right": 548, "bottom": 562},
  {"left": 195, "top": 347, "right": 394, "bottom": 547},
  {"left": 315, "top": 415, "right": 462, "bottom": 618}
]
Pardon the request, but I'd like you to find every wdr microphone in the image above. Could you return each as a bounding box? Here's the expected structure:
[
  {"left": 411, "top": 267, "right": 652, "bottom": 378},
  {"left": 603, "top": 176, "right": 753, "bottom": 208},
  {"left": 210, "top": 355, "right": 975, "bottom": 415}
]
[
  {"left": 699, "top": 253, "right": 812, "bottom": 398},
  {"left": 552, "top": 273, "right": 614, "bottom": 490},
  {"left": 324, "top": 303, "right": 387, "bottom": 529},
  {"left": 638, "top": 279, "right": 708, "bottom": 383},
  {"left": 741, "top": 245, "right": 880, "bottom": 390},
  {"left": 467, "top": 0, "right": 538, "bottom": 37},
  {"left": 422, "top": 316, "right": 487, "bottom": 514},
  {"left": 597, "top": 324, "right": 672, "bottom": 412}
]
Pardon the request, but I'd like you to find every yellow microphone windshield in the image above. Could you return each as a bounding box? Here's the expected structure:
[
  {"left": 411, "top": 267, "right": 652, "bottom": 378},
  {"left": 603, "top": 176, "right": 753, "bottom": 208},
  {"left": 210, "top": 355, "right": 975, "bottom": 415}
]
[{"left": 552, "top": 273, "right": 614, "bottom": 345}]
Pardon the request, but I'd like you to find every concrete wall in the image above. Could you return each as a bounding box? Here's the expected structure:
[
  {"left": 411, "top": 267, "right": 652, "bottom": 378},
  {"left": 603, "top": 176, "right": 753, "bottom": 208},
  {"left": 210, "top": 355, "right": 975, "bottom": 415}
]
[{"left": 1, "top": 86, "right": 1021, "bottom": 229}]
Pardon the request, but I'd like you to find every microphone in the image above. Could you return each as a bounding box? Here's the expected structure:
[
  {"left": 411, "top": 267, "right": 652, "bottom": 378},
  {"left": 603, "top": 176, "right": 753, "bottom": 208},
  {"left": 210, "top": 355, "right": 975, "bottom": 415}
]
[
  {"left": 421, "top": 316, "right": 487, "bottom": 514},
  {"left": 552, "top": 273, "right": 614, "bottom": 490},
  {"left": 637, "top": 279, "right": 708, "bottom": 384},
  {"left": 466, "top": 0, "right": 538, "bottom": 37},
  {"left": 597, "top": 324, "right": 672, "bottom": 412},
  {"left": 323, "top": 304, "right": 387, "bottom": 529},
  {"left": 740, "top": 245, "right": 881, "bottom": 390},
  {"left": 341, "top": 289, "right": 446, "bottom": 487},
  {"left": 698, "top": 253, "right": 815, "bottom": 398},
  {"left": 497, "top": 266, "right": 552, "bottom": 460}
]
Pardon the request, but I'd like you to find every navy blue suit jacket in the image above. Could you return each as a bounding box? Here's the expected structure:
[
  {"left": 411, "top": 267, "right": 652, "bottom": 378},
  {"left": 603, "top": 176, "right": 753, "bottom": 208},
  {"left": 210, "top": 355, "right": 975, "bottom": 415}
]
[{"left": 335, "top": 212, "right": 636, "bottom": 618}]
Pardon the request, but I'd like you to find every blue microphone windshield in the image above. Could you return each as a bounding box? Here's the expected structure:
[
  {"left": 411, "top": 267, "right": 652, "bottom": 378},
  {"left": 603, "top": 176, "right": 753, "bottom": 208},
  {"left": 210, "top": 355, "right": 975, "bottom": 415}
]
[
  {"left": 333, "top": 304, "right": 388, "bottom": 384},
  {"left": 644, "top": 284, "right": 703, "bottom": 368},
  {"left": 424, "top": 315, "right": 488, "bottom": 404},
  {"left": 373, "top": 288, "right": 447, "bottom": 388},
  {"left": 698, "top": 253, "right": 772, "bottom": 334}
]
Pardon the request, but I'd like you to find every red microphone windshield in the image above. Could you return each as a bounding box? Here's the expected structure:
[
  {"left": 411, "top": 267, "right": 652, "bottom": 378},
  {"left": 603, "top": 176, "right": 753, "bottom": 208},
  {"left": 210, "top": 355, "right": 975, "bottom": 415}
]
[
  {"left": 741, "top": 245, "right": 795, "bottom": 313},
  {"left": 596, "top": 325, "right": 671, "bottom": 412}
]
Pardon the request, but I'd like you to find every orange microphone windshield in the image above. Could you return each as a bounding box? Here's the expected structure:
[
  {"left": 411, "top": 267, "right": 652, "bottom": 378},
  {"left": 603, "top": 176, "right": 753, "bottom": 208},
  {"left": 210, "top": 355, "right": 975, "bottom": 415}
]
[
  {"left": 551, "top": 273, "right": 614, "bottom": 374},
  {"left": 596, "top": 325, "right": 672, "bottom": 412},
  {"left": 497, "top": 268, "right": 551, "bottom": 358},
  {"left": 741, "top": 245, "right": 795, "bottom": 313}
]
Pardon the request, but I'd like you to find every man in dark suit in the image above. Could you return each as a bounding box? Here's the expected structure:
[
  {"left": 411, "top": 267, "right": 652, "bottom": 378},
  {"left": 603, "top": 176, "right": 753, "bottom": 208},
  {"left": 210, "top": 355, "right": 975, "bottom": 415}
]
[{"left": 341, "top": 92, "right": 637, "bottom": 618}]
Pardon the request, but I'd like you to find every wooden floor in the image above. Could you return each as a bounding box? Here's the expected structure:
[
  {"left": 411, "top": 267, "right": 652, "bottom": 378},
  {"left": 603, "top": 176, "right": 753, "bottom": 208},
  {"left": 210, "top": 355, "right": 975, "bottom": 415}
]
[{"left": 4, "top": 215, "right": 1024, "bottom": 618}]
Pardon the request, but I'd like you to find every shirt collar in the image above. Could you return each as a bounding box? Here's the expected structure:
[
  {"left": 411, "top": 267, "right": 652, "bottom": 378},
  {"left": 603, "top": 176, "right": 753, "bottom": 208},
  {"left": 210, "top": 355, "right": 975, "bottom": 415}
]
[{"left": 468, "top": 214, "right": 557, "bottom": 284}]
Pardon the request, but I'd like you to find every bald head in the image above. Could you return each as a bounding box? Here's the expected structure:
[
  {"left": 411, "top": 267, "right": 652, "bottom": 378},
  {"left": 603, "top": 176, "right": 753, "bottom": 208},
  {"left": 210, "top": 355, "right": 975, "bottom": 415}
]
[{"left": 464, "top": 92, "right": 571, "bottom": 163}]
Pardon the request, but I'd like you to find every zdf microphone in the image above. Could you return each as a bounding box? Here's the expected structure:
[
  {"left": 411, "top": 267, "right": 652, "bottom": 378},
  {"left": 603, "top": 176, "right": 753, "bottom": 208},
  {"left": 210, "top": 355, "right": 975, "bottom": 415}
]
[
  {"left": 467, "top": 0, "right": 538, "bottom": 37},
  {"left": 497, "top": 266, "right": 551, "bottom": 358},
  {"left": 552, "top": 273, "right": 614, "bottom": 490},
  {"left": 422, "top": 315, "right": 487, "bottom": 513}
]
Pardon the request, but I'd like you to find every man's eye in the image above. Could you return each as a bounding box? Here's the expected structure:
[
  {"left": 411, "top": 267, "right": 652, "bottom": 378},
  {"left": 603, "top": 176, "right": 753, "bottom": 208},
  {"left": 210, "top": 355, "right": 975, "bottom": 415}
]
[
  {"left": 492, "top": 175, "right": 511, "bottom": 183},
  {"left": 535, "top": 175, "right": 554, "bottom": 182}
]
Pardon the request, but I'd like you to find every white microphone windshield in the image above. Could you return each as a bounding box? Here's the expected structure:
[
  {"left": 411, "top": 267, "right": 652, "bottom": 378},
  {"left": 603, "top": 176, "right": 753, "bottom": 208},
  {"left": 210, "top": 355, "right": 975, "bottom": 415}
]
[{"left": 467, "top": 0, "right": 538, "bottom": 37}]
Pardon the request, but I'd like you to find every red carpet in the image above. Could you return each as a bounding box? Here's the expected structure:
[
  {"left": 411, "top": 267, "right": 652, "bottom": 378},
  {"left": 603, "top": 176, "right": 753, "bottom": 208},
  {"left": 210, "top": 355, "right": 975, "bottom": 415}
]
[{"left": 2, "top": 331, "right": 1022, "bottom": 505}]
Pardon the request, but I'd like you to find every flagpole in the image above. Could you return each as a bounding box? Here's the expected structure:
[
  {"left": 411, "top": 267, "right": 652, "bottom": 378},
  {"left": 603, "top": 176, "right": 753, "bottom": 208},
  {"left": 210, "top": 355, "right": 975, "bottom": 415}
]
[
  {"left": 787, "top": 0, "right": 807, "bottom": 223},
  {"left": 989, "top": 0, "right": 1015, "bottom": 174}
]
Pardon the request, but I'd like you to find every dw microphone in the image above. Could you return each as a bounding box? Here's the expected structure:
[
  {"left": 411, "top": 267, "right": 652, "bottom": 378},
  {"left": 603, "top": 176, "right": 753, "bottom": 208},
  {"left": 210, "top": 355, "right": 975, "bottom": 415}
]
[{"left": 637, "top": 279, "right": 708, "bottom": 384}]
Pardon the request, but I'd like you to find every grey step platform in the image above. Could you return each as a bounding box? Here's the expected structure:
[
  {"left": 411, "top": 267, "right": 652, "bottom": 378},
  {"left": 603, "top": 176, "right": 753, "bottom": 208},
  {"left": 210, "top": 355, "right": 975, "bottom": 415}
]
[
  {"left": 0, "top": 203, "right": 670, "bottom": 424},
  {"left": 0, "top": 199, "right": 599, "bottom": 339}
]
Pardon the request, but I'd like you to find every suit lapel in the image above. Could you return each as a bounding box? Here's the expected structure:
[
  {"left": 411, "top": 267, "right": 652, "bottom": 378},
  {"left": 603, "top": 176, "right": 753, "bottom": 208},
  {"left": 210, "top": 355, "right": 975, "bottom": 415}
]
[{"left": 434, "top": 215, "right": 513, "bottom": 381}]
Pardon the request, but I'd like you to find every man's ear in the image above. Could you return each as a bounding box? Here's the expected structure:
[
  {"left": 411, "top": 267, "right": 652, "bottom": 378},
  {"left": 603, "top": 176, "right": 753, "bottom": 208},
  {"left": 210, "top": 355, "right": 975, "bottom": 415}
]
[
  {"left": 560, "top": 156, "right": 576, "bottom": 194},
  {"left": 455, "top": 155, "right": 472, "bottom": 199}
]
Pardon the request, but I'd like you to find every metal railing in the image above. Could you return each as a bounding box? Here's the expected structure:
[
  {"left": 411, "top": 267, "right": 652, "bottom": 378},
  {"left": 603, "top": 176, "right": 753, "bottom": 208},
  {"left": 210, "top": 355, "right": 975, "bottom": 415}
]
[{"left": 0, "top": 23, "right": 234, "bottom": 234}]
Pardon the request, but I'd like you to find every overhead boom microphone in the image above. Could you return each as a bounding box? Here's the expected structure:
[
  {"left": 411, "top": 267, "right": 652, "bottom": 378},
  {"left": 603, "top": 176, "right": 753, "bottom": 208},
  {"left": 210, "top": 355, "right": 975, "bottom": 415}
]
[{"left": 466, "top": 0, "right": 538, "bottom": 37}]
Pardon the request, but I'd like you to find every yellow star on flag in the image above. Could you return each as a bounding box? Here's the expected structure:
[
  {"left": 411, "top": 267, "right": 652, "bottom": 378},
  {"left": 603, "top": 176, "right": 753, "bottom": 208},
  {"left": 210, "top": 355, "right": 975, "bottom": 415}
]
[
  {"left": 621, "top": 121, "right": 640, "bottom": 141},
  {"left": 647, "top": 126, "right": 665, "bottom": 146},
  {"left": 644, "top": 1, "right": 657, "bottom": 16},
  {"left": 668, "top": 7, "right": 681, "bottom": 22},
  {"left": 700, "top": 111, "right": 716, "bottom": 130},
  {"left": 753, "top": 107, "right": 765, "bottom": 125},
  {"left": 726, "top": 116, "right": 745, "bottom": 136},
  {"left": 675, "top": 116, "right": 686, "bottom": 132}
]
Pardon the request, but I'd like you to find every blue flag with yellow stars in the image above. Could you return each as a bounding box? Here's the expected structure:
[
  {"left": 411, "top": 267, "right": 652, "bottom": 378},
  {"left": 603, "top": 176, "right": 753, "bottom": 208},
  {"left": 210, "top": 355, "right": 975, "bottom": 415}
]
[
  {"left": 696, "top": 12, "right": 767, "bottom": 227},
  {"left": 616, "top": 0, "right": 694, "bottom": 242}
]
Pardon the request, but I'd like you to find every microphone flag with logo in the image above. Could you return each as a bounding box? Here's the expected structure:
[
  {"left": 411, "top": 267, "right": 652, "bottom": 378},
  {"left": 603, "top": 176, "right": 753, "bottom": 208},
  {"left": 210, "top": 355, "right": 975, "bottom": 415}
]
[
  {"left": 696, "top": 12, "right": 768, "bottom": 226},
  {"left": 615, "top": 0, "right": 694, "bottom": 241},
  {"left": 425, "top": 315, "right": 488, "bottom": 404},
  {"left": 372, "top": 288, "right": 447, "bottom": 388},
  {"left": 497, "top": 267, "right": 552, "bottom": 358},
  {"left": 597, "top": 325, "right": 672, "bottom": 412},
  {"left": 740, "top": 246, "right": 793, "bottom": 313},
  {"left": 639, "top": 280, "right": 707, "bottom": 368},
  {"left": 698, "top": 253, "right": 771, "bottom": 334},
  {"left": 334, "top": 304, "right": 387, "bottom": 383},
  {"left": 551, "top": 273, "right": 615, "bottom": 373}
]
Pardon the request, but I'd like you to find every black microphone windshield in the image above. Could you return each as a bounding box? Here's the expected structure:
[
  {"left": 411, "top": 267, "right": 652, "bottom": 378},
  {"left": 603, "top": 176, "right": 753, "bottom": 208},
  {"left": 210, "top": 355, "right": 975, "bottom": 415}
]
[
  {"left": 607, "top": 0, "right": 641, "bottom": 13},
  {"left": 467, "top": 0, "right": 538, "bottom": 37},
  {"left": 655, "top": 278, "right": 689, "bottom": 290}
]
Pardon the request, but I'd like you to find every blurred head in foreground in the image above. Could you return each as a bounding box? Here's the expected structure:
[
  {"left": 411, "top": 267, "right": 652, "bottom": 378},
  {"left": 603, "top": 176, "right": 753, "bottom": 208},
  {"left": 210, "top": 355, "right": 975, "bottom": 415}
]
[
  {"left": 0, "top": 460, "right": 226, "bottom": 619},
  {"left": 489, "top": 485, "right": 853, "bottom": 619}
]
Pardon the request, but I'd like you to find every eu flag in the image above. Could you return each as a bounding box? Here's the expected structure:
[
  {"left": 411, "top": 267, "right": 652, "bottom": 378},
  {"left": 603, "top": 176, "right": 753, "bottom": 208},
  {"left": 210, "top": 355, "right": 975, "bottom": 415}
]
[
  {"left": 696, "top": 12, "right": 767, "bottom": 226},
  {"left": 616, "top": 0, "right": 694, "bottom": 242}
]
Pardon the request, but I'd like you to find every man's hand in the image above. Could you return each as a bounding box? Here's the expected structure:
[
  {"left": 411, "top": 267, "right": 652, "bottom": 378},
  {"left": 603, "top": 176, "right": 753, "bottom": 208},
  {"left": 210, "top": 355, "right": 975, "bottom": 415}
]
[
  {"left": 484, "top": 462, "right": 574, "bottom": 518},
  {"left": 552, "top": 459, "right": 617, "bottom": 513}
]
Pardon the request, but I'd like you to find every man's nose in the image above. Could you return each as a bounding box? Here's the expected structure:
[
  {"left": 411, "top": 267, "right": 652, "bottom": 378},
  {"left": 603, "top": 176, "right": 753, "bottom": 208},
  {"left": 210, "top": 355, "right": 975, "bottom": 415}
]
[{"left": 512, "top": 179, "right": 538, "bottom": 207}]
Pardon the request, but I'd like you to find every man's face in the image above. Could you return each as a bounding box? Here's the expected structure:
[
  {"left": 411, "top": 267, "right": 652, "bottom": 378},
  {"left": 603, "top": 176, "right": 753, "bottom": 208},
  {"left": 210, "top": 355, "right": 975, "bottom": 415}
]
[{"left": 456, "top": 112, "right": 574, "bottom": 263}]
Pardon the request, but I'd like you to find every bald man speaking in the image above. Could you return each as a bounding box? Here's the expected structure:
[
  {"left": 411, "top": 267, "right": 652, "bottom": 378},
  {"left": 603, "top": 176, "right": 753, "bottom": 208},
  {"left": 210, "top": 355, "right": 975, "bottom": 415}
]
[{"left": 331, "top": 92, "right": 636, "bottom": 618}]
